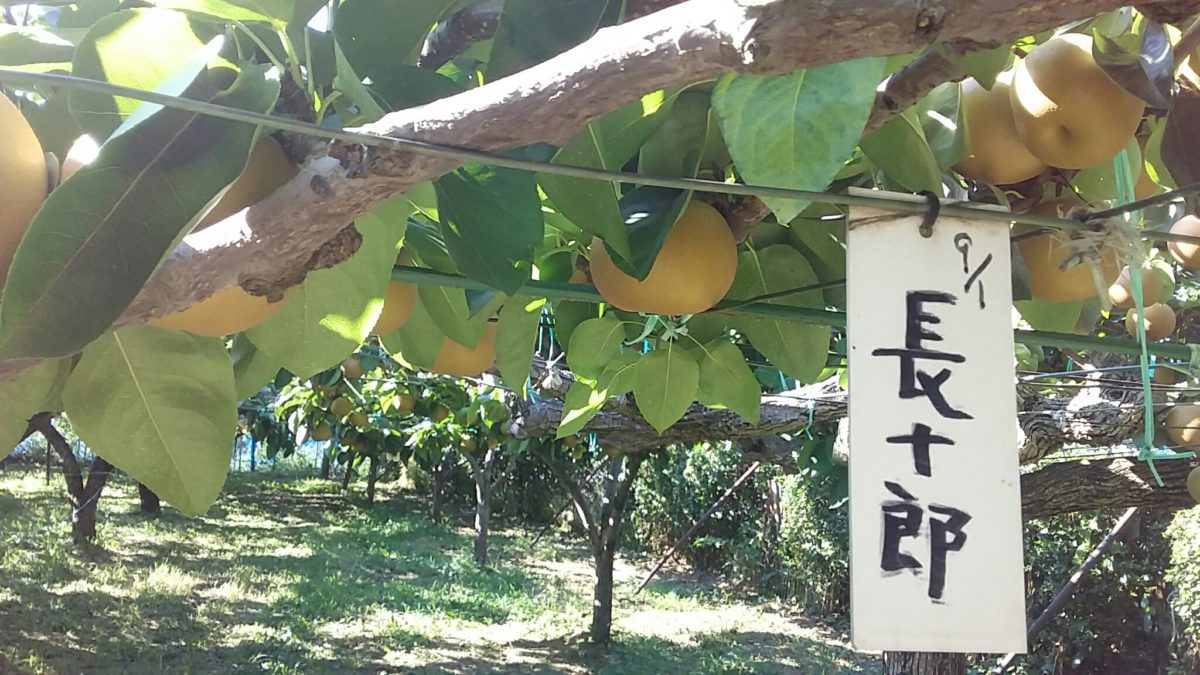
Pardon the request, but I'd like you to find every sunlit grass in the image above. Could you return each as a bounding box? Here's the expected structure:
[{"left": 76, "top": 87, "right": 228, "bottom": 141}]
[{"left": 0, "top": 465, "right": 870, "bottom": 674}]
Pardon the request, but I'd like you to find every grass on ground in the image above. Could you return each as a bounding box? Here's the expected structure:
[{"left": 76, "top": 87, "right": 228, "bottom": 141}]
[{"left": 0, "top": 465, "right": 874, "bottom": 674}]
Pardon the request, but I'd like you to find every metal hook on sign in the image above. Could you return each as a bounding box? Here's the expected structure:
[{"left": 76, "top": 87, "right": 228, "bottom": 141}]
[{"left": 918, "top": 190, "right": 941, "bottom": 238}]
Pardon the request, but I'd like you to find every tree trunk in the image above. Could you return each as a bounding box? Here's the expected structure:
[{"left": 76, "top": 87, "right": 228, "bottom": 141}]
[
  {"left": 32, "top": 414, "right": 113, "bottom": 543},
  {"left": 341, "top": 459, "right": 355, "bottom": 490},
  {"left": 366, "top": 455, "right": 378, "bottom": 505},
  {"left": 319, "top": 449, "right": 331, "bottom": 479},
  {"left": 138, "top": 482, "right": 161, "bottom": 515},
  {"left": 592, "top": 539, "right": 617, "bottom": 643},
  {"left": 589, "top": 452, "right": 646, "bottom": 644},
  {"left": 469, "top": 447, "right": 496, "bottom": 567},
  {"left": 431, "top": 448, "right": 454, "bottom": 521},
  {"left": 883, "top": 652, "right": 967, "bottom": 675}
]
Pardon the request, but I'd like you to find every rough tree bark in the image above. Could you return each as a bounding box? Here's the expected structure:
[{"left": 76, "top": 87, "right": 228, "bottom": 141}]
[
  {"left": 137, "top": 482, "right": 161, "bottom": 516},
  {"left": 0, "top": 0, "right": 1187, "bottom": 384},
  {"left": 430, "top": 448, "right": 455, "bottom": 521},
  {"left": 32, "top": 414, "right": 113, "bottom": 543},
  {"left": 462, "top": 446, "right": 499, "bottom": 567},
  {"left": 366, "top": 454, "right": 378, "bottom": 505},
  {"left": 319, "top": 449, "right": 331, "bottom": 479},
  {"left": 340, "top": 459, "right": 355, "bottom": 490},
  {"left": 884, "top": 652, "right": 966, "bottom": 675}
]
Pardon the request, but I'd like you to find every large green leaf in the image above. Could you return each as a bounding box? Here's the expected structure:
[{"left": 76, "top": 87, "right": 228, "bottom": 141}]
[
  {"left": 487, "top": 0, "right": 621, "bottom": 80},
  {"left": 149, "top": 0, "right": 296, "bottom": 25},
  {"left": 607, "top": 186, "right": 692, "bottom": 279},
  {"left": 230, "top": 334, "right": 281, "bottom": 400},
  {"left": 1015, "top": 299, "right": 1084, "bottom": 333},
  {"left": 915, "top": 81, "right": 968, "bottom": 170},
  {"left": 62, "top": 325, "right": 237, "bottom": 516},
  {"left": 70, "top": 8, "right": 211, "bottom": 139},
  {"left": 381, "top": 296, "right": 445, "bottom": 370},
  {"left": 860, "top": 108, "right": 943, "bottom": 193},
  {"left": 245, "top": 200, "right": 406, "bottom": 378},
  {"left": 728, "top": 245, "right": 831, "bottom": 383},
  {"left": 0, "top": 65, "right": 279, "bottom": 360},
  {"left": 435, "top": 164, "right": 542, "bottom": 293},
  {"left": 633, "top": 341, "right": 698, "bottom": 433},
  {"left": 556, "top": 350, "right": 637, "bottom": 438},
  {"left": 332, "top": 40, "right": 386, "bottom": 124},
  {"left": 333, "top": 0, "right": 456, "bottom": 79},
  {"left": 638, "top": 89, "right": 714, "bottom": 180},
  {"left": 496, "top": 295, "right": 545, "bottom": 394},
  {"left": 0, "top": 25, "right": 75, "bottom": 67},
  {"left": 0, "top": 359, "right": 72, "bottom": 461},
  {"left": 539, "top": 95, "right": 670, "bottom": 260},
  {"left": 567, "top": 314, "right": 625, "bottom": 381},
  {"left": 713, "top": 57, "right": 883, "bottom": 223},
  {"left": 936, "top": 44, "right": 1010, "bottom": 90},
  {"left": 787, "top": 205, "right": 847, "bottom": 308},
  {"left": 696, "top": 339, "right": 761, "bottom": 423}
]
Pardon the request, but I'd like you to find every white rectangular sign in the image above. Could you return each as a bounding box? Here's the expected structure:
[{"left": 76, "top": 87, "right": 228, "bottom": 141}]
[{"left": 847, "top": 204, "right": 1027, "bottom": 654}]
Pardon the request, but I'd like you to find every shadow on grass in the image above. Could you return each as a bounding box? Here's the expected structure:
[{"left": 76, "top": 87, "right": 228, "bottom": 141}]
[{"left": 0, "top": 468, "right": 867, "bottom": 675}]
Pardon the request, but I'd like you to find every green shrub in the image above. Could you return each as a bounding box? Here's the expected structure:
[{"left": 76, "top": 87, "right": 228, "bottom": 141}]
[{"left": 1167, "top": 506, "right": 1200, "bottom": 673}]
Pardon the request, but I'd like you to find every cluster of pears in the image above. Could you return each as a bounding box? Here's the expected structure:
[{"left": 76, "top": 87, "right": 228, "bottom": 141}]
[
  {"left": 588, "top": 199, "right": 737, "bottom": 316},
  {"left": 309, "top": 356, "right": 417, "bottom": 442},
  {"left": 955, "top": 33, "right": 1145, "bottom": 185}
]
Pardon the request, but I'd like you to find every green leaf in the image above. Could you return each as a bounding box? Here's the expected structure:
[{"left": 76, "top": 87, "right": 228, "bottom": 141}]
[
  {"left": 62, "top": 325, "right": 237, "bottom": 516},
  {"left": 0, "top": 359, "right": 72, "bottom": 461},
  {"left": 496, "top": 295, "right": 545, "bottom": 394},
  {"left": 370, "top": 66, "right": 463, "bottom": 110},
  {"left": 381, "top": 297, "right": 445, "bottom": 370},
  {"left": 638, "top": 89, "right": 713, "bottom": 180},
  {"left": 555, "top": 351, "right": 637, "bottom": 438},
  {"left": 0, "top": 25, "right": 75, "bottom": 67},
  {"left": 1093, "top": 20, "right": 1173, "bottom": 109},
  {"left": 404, "top": 215, "right": 457, "bottom": 272},
  {"left": 1015, "top": 299, "right": 1084, "bottom": 333},
  {"left": 0, "top": 64, "right": 279, "bottom": 360},
  {"left": 607, "top": 186, "right": 691, "bottom": 279},
  {"left": 69, "top": 8, "right": 210, "bottom": 139},
  {"left": 245, "top": 203, "right": 406, "bottom": 378},
  {"left": 728, "top": 245, "right": 831, "bottom": 383},
  {"left": 633, "top": 342, "right": 698, "bottom": 433},
  {"left": 696, "top": 340, "right": 761, "bottom": 423},
  {"left": 435, "top": 163, "right": 542, "bottom": 293},
  {"left": 539, "top": 95, "right": 669, "bottom": 260},
  {"left": 567, "top": 314, "right": 625, "bottom": 381},
  {"left": 551, "top": 298, "right": 599, "bottom": 351},
  {"left": 487, "top": 0, "right": 620, "bottom": 80},
  {"left": 713, "top": 57, "right": 884, "bottom": 223},
  {"left": 418, "top": 285, "right": 472, "bottom": 346},
  {"left": 231, "top": 334, "right": 281, "bottom": 400},
  {"left": 915, "top": 81, "right": 968, "bottom": 170},
  {"left": 332, "top": 40, "right": 386, "bottom": 123},
  {"left": 333, "top": 0, "right": 456, "bottom": 79},
  {"left": 786, "top": 205, "right": 847, "bottom": 308},
  {"left": 149, "top": 0, "right": 296, "bottom": 25},
  {"left": 936, "top": 44, "right": 1010, "bottom": 90},
  {"left": 861, "top": 108, "right": 943, "bottom": 193},
  {"left": 1073, "top": 138, "right": 1141, "bottom": 203}
]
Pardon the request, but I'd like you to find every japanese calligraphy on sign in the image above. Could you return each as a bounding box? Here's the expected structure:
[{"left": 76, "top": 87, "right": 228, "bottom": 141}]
[{"left": 847, "top": 202, "right": 1026, "bottom": 654}]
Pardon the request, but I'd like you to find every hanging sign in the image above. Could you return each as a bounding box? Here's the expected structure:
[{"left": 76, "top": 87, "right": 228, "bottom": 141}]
[{"left": 846, "top": 199, "right": 1027, "bottom": 654}]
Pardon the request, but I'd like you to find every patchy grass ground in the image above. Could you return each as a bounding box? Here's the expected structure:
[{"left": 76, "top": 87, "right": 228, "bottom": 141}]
[{"left": 0, "top": 465, "right": 875, "bottom": 674}]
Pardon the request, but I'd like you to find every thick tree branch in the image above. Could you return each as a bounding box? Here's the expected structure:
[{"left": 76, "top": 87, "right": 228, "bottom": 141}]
[
  {"left": 1021, "top": 458, "right": 1196, "bottom": 519},
  {"left": 114, "top": 0, "right": 1198, "bottom": 328},
  {"left": 419, "top": 0, "right": 504, "bottom": 70},
  {"left": 3, "top": 0, "right": 1193, "bottom": 382},
  {"left": 864, "top": 47, "right": 966, "bottom": 135}
]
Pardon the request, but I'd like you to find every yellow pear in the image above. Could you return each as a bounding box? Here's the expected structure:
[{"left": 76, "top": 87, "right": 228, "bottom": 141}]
[
  {"left": 1010, "top": 33, "right": 1144, "bottom": 169},
  {"left": 954, "top": 73, "right": 1045, "bottom": 185}
]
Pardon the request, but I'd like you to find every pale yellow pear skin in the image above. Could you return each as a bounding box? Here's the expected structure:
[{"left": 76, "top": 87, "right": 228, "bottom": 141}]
[
  {"left": 589, "top": 200, "right": 736, "bottom": 315},
  {"left": 953, "top": 74, "right": 1045, "bottom": 185},
  {"left": 0, "top": 95, "right": 48, "bottom": 285},
  {"left": 1010, "top": 33, "right": 1144, "bottom": 169},
  {"left": 432, "top": 323, "right": 497, "bottom": 377}
]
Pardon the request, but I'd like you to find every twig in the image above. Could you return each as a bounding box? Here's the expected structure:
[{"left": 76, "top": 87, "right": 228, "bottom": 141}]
[
  {"left": 993, "top": 507, "right": 1139, "bottom": 673},
  {"left": 634, "top": 461, "right": 761, "bottom": 594}
]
